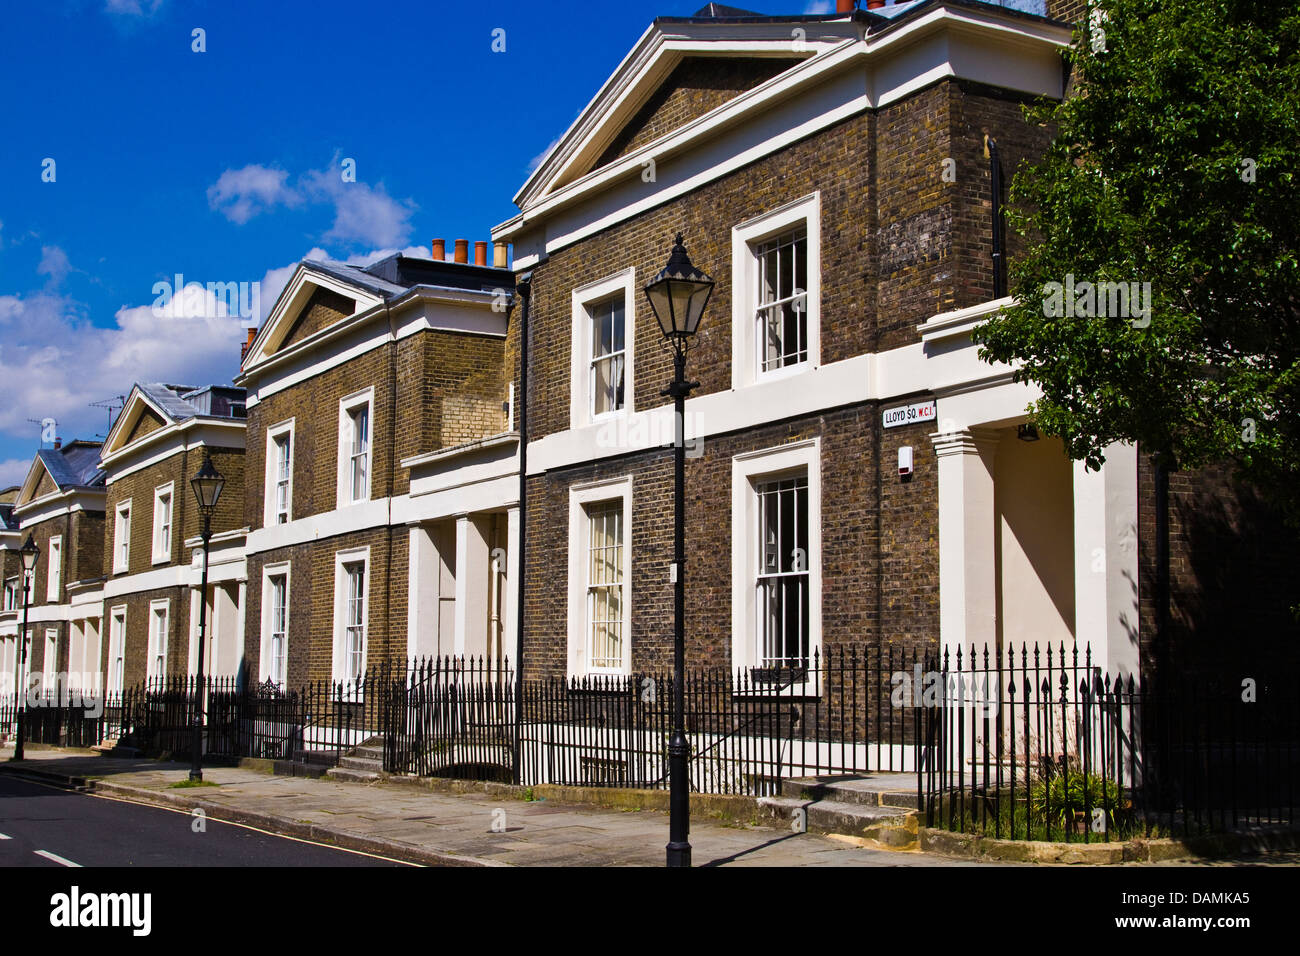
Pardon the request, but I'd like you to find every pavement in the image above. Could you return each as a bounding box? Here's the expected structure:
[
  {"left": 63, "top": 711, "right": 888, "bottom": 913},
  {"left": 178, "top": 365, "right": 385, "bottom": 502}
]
[{"left": 0, "top": 745, "right": 994, "bottom": 867}]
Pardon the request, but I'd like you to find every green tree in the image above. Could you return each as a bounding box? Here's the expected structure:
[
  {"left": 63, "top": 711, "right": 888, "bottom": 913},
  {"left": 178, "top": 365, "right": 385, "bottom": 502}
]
[{"left": 975, "top": 0, "right": 1300, "bottom": 518}]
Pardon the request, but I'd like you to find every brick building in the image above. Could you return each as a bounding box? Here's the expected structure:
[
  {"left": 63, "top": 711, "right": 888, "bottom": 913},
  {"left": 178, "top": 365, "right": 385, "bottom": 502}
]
[
  {"left": 96, "top": 383, "right": 248, "bottom": 691},
  {"left": 488, "top": 0, "right": 1170, "bottom": 682},
  {"left": 236, "top": 249, "right": 518, "bottom": 688},
  {"left": 1, "top": 442, "right": 106, "bottom": 696}
]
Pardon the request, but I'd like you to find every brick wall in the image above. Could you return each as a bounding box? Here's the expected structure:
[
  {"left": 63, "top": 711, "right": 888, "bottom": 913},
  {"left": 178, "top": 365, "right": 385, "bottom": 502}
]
[
  {"left": 280, "top": 286, "right": 356, "bottom": 351},
  {"left": 521, "top": 404, "right": 939, "bottom": 677},
  {"left": 243, "top": 526, "right": 407, "bottom": 685},
  {"left": 596, "top": 56, "right": 804, "bottom": 168},
  {"left": 104, "top": 446, "right": 245, "bottom": 579},
  {"left": 512, "top": 77, "right": 1049, "bottom": 446}
]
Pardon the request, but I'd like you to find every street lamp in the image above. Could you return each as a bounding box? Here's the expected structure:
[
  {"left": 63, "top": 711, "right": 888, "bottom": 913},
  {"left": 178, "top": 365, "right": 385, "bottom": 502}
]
[
  {"left": 12, "top": 534, "right": 40, "bottom": 761},
  {"left": 643, "top": 233, "right": 714, "bottom": 868},
  {"left": 188, "top": 451, "right": 224, "bottom": 782}
]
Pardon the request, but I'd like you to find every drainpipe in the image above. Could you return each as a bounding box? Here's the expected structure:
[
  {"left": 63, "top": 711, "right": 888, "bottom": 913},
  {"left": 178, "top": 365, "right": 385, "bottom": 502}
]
[
  {"left": 986, "top": 135, "right": 1006, "bottom": 299},
  {"left": 511, "top": 272, "right": 532, "bottom": 786}
]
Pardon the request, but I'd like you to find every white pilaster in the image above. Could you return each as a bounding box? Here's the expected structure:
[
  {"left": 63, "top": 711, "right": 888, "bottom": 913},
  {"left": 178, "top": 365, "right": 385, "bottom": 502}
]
[{"left": 932, "top": 428, "right": 1000, "bottom": 663}]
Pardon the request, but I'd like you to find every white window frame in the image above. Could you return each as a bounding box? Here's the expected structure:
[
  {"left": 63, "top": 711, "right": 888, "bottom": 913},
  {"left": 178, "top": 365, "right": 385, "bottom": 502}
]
[
  {"left": 570, "top": 268, "right": 637, "bottom": 429},
  {"left": 731, "top": 192, "right": 821, "bottom": 390},
  {"left": 331, "top": 547, "right": 370, "bottom": 685},
  {"left": 567, "top": 476, "right": 633, "bottom": 677},
  {"left": 42, "top": 627, "right": 59, "bottom": 696},
  {"left": 3, "top": 576, "right": 19, "bottom": 611},
  {"left": 108, "top": 606, "right": 127, "bottom": 695},
  {"left": 114, "top": 499, "right": 132, "bottom": 573},
  {"left": 336, "top": 389, "right": 374, "bottom": 508},
  {"left": 264, "top": 419, "right": 295, "bottom": 527},
  {"left": 46, "top": 535, "right": 62, "bottom": 602},
  {"left": 147, "top": 598, "right": 170, "bottom": 681},
  {"left": 730, "top": 439, "right": 822, "bottom": 680},
  {"left": 152, "top": 482, "right": 174, "bottom": 564},
  {"left": 260, "top": 562, "right": 291, "bottom": 688}
]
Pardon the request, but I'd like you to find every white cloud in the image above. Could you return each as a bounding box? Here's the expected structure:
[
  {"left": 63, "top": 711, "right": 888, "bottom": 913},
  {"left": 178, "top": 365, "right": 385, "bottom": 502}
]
[
  {"left": 0, "top": 458, "right": 31, "bottom": 488},
  {"left": 37, "top": 245, "right": 72, "bottom": 288},
  {"left": 300, "top": 170, "right": 416, "bottom": 248},
  {"left": 209, "top": 162, "right": 417, "bottom": 250},
  {"left": 0, "top": 290, "right": 244, "bottom": 442},
  {"left": 207, "top": 165, "right": 301, "bottom": 225},
  {"left": 527, "top": 137, "right": 562, "bottom": 175},
  {"left": 803, "top": 0, "right": 834, "bottom": 11},
  {"left": 104, "top": 0, "right": 165, "bottom": 16}
]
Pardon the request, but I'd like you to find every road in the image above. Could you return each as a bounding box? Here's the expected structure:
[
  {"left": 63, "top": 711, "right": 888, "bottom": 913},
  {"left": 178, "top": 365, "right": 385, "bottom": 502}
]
[{"left": 0, "top": 772, "right": 408, "bottom": 867}]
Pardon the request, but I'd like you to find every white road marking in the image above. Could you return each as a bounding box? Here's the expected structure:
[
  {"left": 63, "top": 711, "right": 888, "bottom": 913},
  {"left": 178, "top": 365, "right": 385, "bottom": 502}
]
[{"left": 34, "top": 849, "right": 81, "bottom": 867}]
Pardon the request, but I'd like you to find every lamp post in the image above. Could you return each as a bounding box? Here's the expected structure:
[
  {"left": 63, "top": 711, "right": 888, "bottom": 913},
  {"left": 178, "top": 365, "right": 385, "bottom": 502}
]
[
  {"left": 188, "top": 451, "right": 225, "bottom": 782},
  {"left": 12, "top": 534, "right": 40, "bottom": 761},
  {"left": 643, "top": 233, "right": 714, "bottom": 868}
]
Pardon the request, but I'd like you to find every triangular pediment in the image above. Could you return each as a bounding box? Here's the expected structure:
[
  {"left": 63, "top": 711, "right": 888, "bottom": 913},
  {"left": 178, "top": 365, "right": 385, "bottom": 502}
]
[
  {"left": 17, "top": 457, "right": 58, "bottom": 507},
  {"left": 101, "top": 386, "right": 179, "bottom": 459},
  {"left": 512, "top": 16, "right": 854, "bottom": 210},
  {"left": 241, "top": 263, "right": 384, "bottom": 371}
]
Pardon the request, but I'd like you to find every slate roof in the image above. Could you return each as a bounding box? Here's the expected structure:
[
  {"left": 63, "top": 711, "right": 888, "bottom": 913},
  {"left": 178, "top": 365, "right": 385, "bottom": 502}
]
[
  {"left": 35, "top": 441, "right": 106, "bottom": 492},
  {"left": 303, "top": 253, "right": 511, "bottom": 300},
  {"left": 133, "top": 382, "right": 245, "bottom": 422},
  {"left": 0, "top": 502, "right": 19, "bottom": 532}
]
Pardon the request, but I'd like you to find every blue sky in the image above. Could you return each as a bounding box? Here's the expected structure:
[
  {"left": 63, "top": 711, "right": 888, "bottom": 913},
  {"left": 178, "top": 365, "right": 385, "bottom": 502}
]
[{"left": 0, "top": 0, "right": 834, "bottom": 486}]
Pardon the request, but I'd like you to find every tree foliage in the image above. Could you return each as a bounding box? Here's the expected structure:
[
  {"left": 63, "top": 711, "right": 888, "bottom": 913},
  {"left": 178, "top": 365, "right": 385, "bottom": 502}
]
[{"left": 974, "top": 0, "right": 1300, "bottom": 515}]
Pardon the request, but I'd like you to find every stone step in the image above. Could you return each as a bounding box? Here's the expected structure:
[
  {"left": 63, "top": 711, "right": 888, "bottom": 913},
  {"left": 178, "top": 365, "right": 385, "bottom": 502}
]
[
  {"left": 758, "top": 795, "right": 919, "bottom": 851},
  {"left": 351, "top": 745, "right": 384, "bottom": 762},
  {"left": 338, "top": 755, "right": 384, "bottom": 772},
  {"left": 325, "top": 767, "right": 382, "bottom": 784},
  {"left": 781, "top": 774, "right": 920, "bottom": 810}
]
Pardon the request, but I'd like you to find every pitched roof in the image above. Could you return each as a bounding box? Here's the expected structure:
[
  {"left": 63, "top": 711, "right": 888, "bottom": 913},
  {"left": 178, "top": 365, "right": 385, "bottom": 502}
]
[{"left": 35, "top": 441, "right": 106, "bottom": 492}]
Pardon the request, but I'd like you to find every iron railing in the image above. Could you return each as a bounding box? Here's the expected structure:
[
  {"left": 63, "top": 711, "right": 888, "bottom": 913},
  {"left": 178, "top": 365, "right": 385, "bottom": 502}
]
[{"left": 920, "top": 643, "right": 1300, "bottom": 841}]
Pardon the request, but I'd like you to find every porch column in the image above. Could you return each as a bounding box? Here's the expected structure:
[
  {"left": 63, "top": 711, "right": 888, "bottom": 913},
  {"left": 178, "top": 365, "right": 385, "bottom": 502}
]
[
  {"left": 932, "top": 428, "right": 1000, "bottom": 664},
  {"left": 453, "top": 514, "right": 491, "bottom": 658},
  {"left": 1072, "top": 442, "right": 1140, "bottom": 680},
  {"left": 407, "top": 524, "right": 439, "bottom": 660}
]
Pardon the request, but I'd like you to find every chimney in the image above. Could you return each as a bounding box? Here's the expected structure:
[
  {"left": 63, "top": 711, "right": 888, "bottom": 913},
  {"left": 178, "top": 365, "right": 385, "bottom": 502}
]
[
  {"left": 453, "top": 239, "right": 469, "bottom": 264},
  {"left": 837, "top": 0, "right": 855, "bottom": 11},
  {"left": 53, "top": 438, "right": 62, "bottom": 450},
  {"left": 431, "top": 238, "right": 446, "bottom": 261},
  {"left": 241, "top": 326, "right": 257, "bottom": 362},
  {"left": 493, "top": 241, "right": 509, "bottom": 269},
  {"left": 474, "top": 241, "right": 488, "bottom": 267},
  {"left": 867, "top": 0, "right": 885, "bottom": 8}
]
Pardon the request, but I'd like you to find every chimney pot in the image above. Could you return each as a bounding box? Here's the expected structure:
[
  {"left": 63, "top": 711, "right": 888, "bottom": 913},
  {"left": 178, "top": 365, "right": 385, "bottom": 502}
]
[
  {"left": 431, "top": 238, "right": 446, "bottom": 261},
  {"left": 867, "top": 0, "right": 885, "bottom": 9},
  {"left": 837, "top": 0, "right": 855, "bottom": 12},
  {"left": 54, "top": 438, "right": 62, "bottom": 450},
  {"left": 474, "top": 241, "right": 488, "bottom": 267},
  {"left": 493, "top": 241, "right": 509, "bottom": 269},
  {"left": 453, "top": 239, "right": 469, "bottom": 264}
]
